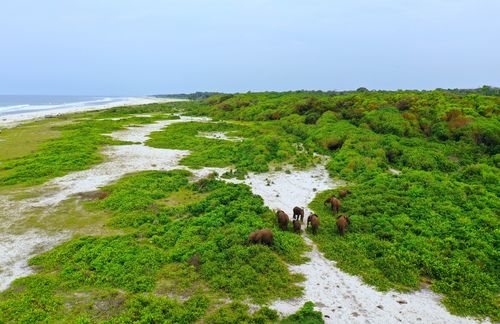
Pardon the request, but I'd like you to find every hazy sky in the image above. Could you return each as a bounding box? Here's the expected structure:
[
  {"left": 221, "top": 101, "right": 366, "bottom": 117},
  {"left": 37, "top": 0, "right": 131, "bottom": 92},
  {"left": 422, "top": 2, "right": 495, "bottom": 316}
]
[{"left": 1, "top": 0, "right": 499, "bottom": 95}]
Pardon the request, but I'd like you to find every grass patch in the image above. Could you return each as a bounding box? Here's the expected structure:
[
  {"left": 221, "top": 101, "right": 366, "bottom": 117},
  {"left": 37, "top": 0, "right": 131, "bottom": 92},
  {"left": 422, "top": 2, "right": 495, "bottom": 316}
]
[
  {"left": 146, "top": 121, "right": 315, "bottom": 175},
  {"left": 0, "top": 118, "right": 67, "bottom": 161}
]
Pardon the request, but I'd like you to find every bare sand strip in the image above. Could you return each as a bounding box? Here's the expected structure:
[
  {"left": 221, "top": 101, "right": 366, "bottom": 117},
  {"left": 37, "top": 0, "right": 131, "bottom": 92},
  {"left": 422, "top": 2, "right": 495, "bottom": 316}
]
[
  {"left": 0, "top": 117, "right": 485, "bottom": 323},
  {"left": 0, "top": 230, "right": 69, "bottom": 291}
]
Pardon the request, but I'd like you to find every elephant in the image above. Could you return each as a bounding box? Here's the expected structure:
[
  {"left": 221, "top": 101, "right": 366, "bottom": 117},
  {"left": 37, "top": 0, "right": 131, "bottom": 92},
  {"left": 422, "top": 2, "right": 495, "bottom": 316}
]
[
  {"left": 339, "top": 189, "right": 351, "bottom": 198},
  {"left": 293, "top": 206, "right": 305, "bottom": 221},
  {"left": 306, "top": 213, "right": 318, "bottom": 228},
  {"left": 293, "top": 220, "right": 301, "bottom": 234},
  {"left": 325, "top": 196, "right": 341, "bottom": 215},
  {"left": 276, "top": 209, "right": 289, "bottom": 231},
  {"left": 187, "top": 253, "right": 201, "bottom": 272},
  {"left": 248, "top": 228, "right": 274, "bottom": 246},
  {"left": 307, "top": 214, "right": 320, "bottom": 235},
  {"left": 336, "top": 214, "right": 351, "bottom": 236}
]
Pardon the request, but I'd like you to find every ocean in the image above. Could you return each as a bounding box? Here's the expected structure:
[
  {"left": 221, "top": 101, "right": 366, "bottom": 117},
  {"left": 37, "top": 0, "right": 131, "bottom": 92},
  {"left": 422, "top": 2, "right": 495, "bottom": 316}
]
[{"left": 0, "top": 95, "right": 127, "bottom": 117}]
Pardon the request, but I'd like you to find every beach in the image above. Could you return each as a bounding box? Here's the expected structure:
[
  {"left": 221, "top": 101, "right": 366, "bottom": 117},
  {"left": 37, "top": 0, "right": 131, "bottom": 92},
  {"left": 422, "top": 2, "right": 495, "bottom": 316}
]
[{"left": 0, "top": 97, "right": 183, "bottom": 129}]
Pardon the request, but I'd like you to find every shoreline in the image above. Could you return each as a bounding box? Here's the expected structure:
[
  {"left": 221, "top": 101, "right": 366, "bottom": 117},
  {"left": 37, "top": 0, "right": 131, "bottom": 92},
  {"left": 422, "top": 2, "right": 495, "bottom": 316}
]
[{"left": 0, "top": 97, "right": 185, "bottom": 129}]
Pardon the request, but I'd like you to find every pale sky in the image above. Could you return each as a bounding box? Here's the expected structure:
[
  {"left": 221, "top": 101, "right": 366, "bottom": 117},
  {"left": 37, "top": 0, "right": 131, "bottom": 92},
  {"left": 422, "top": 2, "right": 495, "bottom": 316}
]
[{"left": 1, "top": 0, "right": 499, "bottom": 95}]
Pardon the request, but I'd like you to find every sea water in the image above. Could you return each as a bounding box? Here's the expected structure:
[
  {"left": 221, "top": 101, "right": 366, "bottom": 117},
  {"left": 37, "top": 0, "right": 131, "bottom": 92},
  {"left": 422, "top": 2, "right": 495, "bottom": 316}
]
[{"left": 0, "top": 95, "right": 126, "bottom": 117}]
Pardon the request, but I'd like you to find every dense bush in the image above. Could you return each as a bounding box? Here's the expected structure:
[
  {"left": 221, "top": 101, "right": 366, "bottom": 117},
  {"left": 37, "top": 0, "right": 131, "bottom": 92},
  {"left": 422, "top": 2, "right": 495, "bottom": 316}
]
[{"left": 179, "top": 90, "right": 499, "bottom": 321}]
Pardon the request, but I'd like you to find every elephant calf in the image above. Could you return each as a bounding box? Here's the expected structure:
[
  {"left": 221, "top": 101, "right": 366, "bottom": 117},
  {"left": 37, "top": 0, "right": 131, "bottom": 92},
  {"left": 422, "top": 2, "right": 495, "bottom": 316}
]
[{"left": 293, "top": 220, "right": 301, "bottom": 234}]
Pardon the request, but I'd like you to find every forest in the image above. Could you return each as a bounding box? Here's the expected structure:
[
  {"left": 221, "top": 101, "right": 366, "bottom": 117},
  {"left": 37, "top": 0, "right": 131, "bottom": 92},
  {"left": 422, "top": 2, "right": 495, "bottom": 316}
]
[{"left": 0, "top": 89, "right": 498, "bottom": 322}]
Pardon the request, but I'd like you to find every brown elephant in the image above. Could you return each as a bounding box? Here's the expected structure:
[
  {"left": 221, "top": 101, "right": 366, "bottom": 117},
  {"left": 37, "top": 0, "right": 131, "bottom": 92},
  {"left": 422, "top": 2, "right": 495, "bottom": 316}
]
[
  {"left": 306, "top": 213, "right": 318, "bottom": 228},
  {"left": 336, "top": 214, "right": 351, "bottom": 236},
  {"left": 187, "top": 253, "right": 201, "bottom": 272},
  {"left": 293, "top": 220, "right": 301, "bottom": 234},
  {"left": 293, "top": 206, "right": 304, "bottom": 221},
  {"left": 307, "top": 214, "right": 320, "bottom": 235},
  {"left": 276, "top": 209, "right": 289, "bottom": 231},
  {"left": 324, "top": 196, "right": 333, "bottom": 206},
  {"left": 248, "top": 228, "right": 274, "bottom": 246},
  {"left": 325, "top": 196, "right": 341, "bottom": 215},
  {"left": 339, "top": 189, "right": 351, "bottom": 198}
]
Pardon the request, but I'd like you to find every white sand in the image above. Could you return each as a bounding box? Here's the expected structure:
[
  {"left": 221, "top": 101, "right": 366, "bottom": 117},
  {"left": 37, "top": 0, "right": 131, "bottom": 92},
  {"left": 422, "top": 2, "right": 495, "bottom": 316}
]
[
  {"left": 197, "top": 131, "right": 243, "bottom": 141},
  {"left": 0, "top": 230, "right": 70, "bottom": 291},
  {"left": 389, "top": 168, "right": 402, "bottom": 175},
  {"left": 0, "top": 97, "right": 183, "bottom": 129}
]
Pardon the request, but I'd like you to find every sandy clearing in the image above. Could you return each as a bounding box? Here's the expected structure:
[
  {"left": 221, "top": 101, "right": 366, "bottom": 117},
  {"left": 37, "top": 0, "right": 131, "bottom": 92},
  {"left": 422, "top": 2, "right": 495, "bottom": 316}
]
[
  {"left": 197, "top": 131, "right": 244, "bottom": 141},
  {"left": 29, "top": 116, "right": 219, "bottom": 208}
]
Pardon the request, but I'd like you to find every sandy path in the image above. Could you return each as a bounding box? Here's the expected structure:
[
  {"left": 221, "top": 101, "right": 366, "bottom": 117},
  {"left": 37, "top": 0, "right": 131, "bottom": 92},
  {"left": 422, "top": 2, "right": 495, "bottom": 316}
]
[{"left": 29, "top": 116, "right": 227, "bottom": 208}]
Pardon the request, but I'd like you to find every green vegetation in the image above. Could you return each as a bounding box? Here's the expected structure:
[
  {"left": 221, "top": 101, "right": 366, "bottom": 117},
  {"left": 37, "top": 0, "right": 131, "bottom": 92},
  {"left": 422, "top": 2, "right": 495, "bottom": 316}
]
[
  {"left": 0, "top": 170, "right": 308, "bottom": 322},
  {"left": 0, "top": 118, "right": 65, "bottom": 161},
  {"left": 147, "top": 121, "right": 315, "bottom": 176},
  {"left": 174, "top": 90, "right": 499, "bottom": 320},
  {"left": 281, "top": 302, "right": 324, "bottom": 324},
  {"left": 205, "top": 302, "right": 278, "bottom": 323},
  {"left": 0, "top": 115, "right": 169, "bottom": 186}
]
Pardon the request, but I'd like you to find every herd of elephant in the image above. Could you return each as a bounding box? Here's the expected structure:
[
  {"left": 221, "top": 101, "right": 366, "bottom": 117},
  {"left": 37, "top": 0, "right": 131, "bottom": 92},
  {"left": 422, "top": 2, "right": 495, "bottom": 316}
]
[{"left": 248, "top": 190, "right": 352, "bottom": 246}]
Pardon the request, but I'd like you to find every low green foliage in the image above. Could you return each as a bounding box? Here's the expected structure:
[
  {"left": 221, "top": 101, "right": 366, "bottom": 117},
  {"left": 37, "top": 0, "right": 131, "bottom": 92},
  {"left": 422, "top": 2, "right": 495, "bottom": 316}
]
[
  {"left": 147, "top": 121, "right": 315, "bottom": 175},
  {"left": 30, "top": 236, "right": 166, "bottom": 293},
  {"left": 0, "top": 275, "right": 62, "bottom": 323},
  {"left": 281, "top": 302, "right": 324, "bottom": 324},
  {"left": 95, "top": 171, "right": 307, "bottom": 301},
  {"left": 108, "top": 294, "right": 209, "bottom": 323},
  {"left": 205, "top": 302, "right": 279, "bottom": 324}
]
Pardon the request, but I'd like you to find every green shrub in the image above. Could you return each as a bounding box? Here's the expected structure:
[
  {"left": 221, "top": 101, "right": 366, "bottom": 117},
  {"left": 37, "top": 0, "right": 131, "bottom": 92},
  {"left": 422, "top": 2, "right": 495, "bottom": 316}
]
[{"left": 282, "top": 302, "right": 324, "bottom": 324}]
